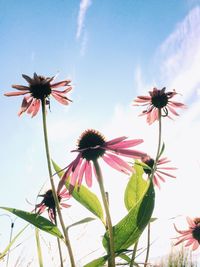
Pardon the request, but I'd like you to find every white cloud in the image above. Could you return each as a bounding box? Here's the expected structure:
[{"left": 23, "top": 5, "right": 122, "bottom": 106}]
[
  {"left": 101, "top": 6, "right": 200, "bottom": 263},
  {"left": 157, "top": 6, "right": 200, "bottom": 101},
  {"left": 76, "top": 0, "right": 91, "bottom": 40}
]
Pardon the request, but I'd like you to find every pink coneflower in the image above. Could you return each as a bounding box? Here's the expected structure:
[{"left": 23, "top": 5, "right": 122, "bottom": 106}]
[
  {"left": 133, "top": 87, "right": 186, "bottom": 125},
  {"left": 35, "top": 189, "right": 70, "bottom": 222},
  {"left": 141, "top": 155, "right": 176, "bottom": 189},
  {"left": 4, "top": 73, "right": 72, "bottom": 117},
  {"left": 174, "top": 217, "right": 200, "bottom": 251},
  {"left": 58, "top": 129, "right": 147, "bottom": 193}
]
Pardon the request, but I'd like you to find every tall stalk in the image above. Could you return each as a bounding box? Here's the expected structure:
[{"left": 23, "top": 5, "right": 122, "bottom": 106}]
[
  {"left": 41, "top": 99, "right": 75, "bottom": 267},
  {"left": 93, "top": 160, "right": 115, "bottom": 267},
  {"left": 144, "top": 109, "right": 162, "bottom": 267}
]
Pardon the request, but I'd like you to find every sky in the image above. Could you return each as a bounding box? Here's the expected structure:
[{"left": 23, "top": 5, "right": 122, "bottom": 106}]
[{"left": 1, "top": 0, "right": 200, "bottom": 266}]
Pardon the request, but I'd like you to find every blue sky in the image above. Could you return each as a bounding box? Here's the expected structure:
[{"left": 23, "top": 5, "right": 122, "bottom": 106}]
[{"left": 1, "top": 0, "right": 200, "bottom": 266}]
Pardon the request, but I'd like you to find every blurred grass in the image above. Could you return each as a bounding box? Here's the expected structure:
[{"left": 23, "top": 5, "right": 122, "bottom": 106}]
[{"left": 155, "top": 246, "right": 197, "bottom": 267}]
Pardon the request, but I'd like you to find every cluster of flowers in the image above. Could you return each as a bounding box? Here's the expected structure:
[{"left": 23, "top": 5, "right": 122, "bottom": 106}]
[{"left": 4, "top": 73, "right": 199, "bottom": 257}]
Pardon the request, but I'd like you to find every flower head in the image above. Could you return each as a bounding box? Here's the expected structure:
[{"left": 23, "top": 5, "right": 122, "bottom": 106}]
[
  {"left": 35, "top": 189, "right": 70, "bottom": 222},
  {"left": 174, "top": 217, "right": 200, "bottom": 251},
  {"left": 4, "top": 73, "right": 72, "bottom": 117},
  {"left": 141, "top": 155, "right": 176, "bottom": 189},
  {"left": 58, "top": 129, "right": 147, "bottom": 193},
  {"left": 133, "top": 87, "right": 186, "bottom": 125}
]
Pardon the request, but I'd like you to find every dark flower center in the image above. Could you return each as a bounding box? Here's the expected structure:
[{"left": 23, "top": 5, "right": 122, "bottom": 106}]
[
  {"left": 78, "top": 129, "right": 106, "bottom": 161},
  {"left": 30, "top": 76, "right": 52, "bottom": 100},
  {"left": 192, "top": 225, "right": 200, "bottom": 243},
  {"left": 142, "top": 157, "right": 154, "bottom": 175},
  {"left": 151, "top": 90, "right": 168, "bottom": 108},
  {"left": 43, "top": 190, "right": 61, "bottom": 209}
]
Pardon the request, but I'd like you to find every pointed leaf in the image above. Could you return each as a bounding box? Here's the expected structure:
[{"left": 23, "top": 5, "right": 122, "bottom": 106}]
[
  {"left": 0, "top": 207, "right": 63, "bottom": 240},
  {"left": 84, "top": 256, "right": 108, "bottom": 267},
  {"left": 35, "top": 228, "right": 44, "bottom": 267},
  {"left": 67, "top": 217, "right": 95, "bottom": 230},
  {"left": 52, "top": 160, "right": 104, "bottom": 223},
  {"left": 158, "top": 142, "right": 165, "bottom": 159},
  {"left": 124, "top": 163, "right": 148, "bottom": 211},
  {"left": 103, "top": 180, "right": 155, "bottom": 251}
]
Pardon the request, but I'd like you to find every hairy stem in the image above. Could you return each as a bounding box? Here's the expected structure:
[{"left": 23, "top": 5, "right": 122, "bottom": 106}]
[
  {"left": 144, "top": 109, "right": 162, "bottom": 266},
  {"left": 41, "top": 100, "right": 75, "bottom": 267},
  {"left": 93, "top": 160, "right": 115, "bottom": 267}
]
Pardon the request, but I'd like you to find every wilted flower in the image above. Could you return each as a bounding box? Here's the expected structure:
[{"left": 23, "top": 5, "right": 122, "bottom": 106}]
[
  {"left": 58, "top": 129, "right": 147, "bottom": 193},
  {"left": 4, "top": 73, "right": 72, "bottom": 117},
  {"left": 35, "top": 189, "right": 70, "bottom": 222},
  {"left": 141, "top": 155, "right": 176, "bottom": 189},
  {"left": 133, "top": 87, "right": 186, "bottom": 125},
  {"left": 174, "top": 217, "right": 200, "bottom": 251}
]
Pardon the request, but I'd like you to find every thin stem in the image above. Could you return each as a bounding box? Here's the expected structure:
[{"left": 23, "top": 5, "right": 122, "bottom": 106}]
[
  {"left": 130, "top": 241, "right": 138, "bottom": 267},
  {"left": 144, "top": 223, "right": 151, "bottom": 267},
  {"left": 93, "top": 160, "right": 115, "bottom": 267},
  {"left": 6, "top": 221, "right": 14, "bottom": 267},
  {"left": 144, "top": 110, "right": 162, "bottom": 267},
  {"left": 54, "top": 211, "right": 64, "bottom": 267},
  {"left": 41, "top": 100, "right": 76, "bottom": 267},
  {"left": 155, "top": 109, "right": 162, "bottom": 162}
]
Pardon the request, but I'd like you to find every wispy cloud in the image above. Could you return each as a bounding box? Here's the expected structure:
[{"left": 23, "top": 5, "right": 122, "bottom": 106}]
[
  {"left": 106, "top": 6, "right": 200, "bottom": 261},
  {"left": 76, "top": 0, "right": 91, "bottom": 40},
  {"left": 157, "top": 6, "right": 200, "bottom": 101}
]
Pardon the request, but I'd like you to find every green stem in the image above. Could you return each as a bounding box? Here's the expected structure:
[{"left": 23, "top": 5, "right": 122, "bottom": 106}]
[
  {"left": 155, "top": 109, "right": 162, "bottom": 162},
  {"left": 54, "top": 211, "right": 64, "bottom": 267},
  {"left": 130, "top": 241, "right": 138, "bottom": 267},
  {"left": 41, "top": 100, "right": 76, "bottom": 267},
  {"left": 93, "top": 160, "right": 115, "bottom": 267},
  {"left": 144, "top": 109, "right": 162, "bottom": 266},
  {"left": 144, "top": 223, "right": 151, "bottom": 267}
]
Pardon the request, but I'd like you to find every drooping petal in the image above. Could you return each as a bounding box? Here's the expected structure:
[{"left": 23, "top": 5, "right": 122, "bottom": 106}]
[
  {"left": 110, "top": 148, "right": 146, "bottom": 159},
  {"left": 52, "top": 92, "right": 72, "bottom": 105},
  {"left": 77, "top": 160, "right": 88, "bottom": 187},
  {"left": 52, "top": 86, "right": 72, "bottom": 94},
  {"left": 105, "top": 136, "right": 127, "bottom": 146},
  {"left": 70, "top": 157, "right": 83, "bottom": 187},
  {"left": 31, "top": 99, "right": 41, "bottom": 117},
  {"left": 192, "top": 240, "right": 199, "bottom": 250},
  {"left": 105, "top": 153, "right": 133, "bottom": 173},
  {"left": 12, "top": 85, "right": 30, "bottom": 90},
  {"left": 186, "top": 216, "right": 196, "bottom": 228},
  {"left": 50, "top": 80, "right": 71, "bottom": 88},
  {"left": 4, "top": 91, "right": 29, "bottom": 96},
  {"left": 107, "top": 139, "right": 143, "bottom": 149},
  {"left": 102, "top": 155, "right": 130, "bottom": 175},
  {"left": 85, "top": 161, "right": 92, "bottom": 187},
  {"left": 157, "top": 170, "right": 176, "bottom": 178}
]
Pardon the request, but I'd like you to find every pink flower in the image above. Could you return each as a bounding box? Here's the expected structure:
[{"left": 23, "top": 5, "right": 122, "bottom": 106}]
[
  {"left": 35, "top": 189, "right": 70, "bottom": 222},
  {"left": 4, "top": 73, "right": 72, "bottom": 117},
  {"left": 141, "top": 155, "right": 176, "bottom": 189},
  {"left": 58, "top": 129, "right": 147, "bottom": 193},
  {"left": 133, "top": 87, "right": 186, "bottom": 125},
  {"left": 173, "top": 217, "right": 200, "bottom": 251}
]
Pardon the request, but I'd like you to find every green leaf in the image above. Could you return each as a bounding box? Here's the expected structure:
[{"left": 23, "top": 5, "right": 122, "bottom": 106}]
[
  {"left": 118, "top": 253, "right": 131, "bottom": 263},
  {"left": 158, "top": 142, "right": 165, "bottom": 159},
  {"left": 52, "top": 160, "right": 104, "bottom": 223},
  {"left": 67, "top": 217, "right": 95, "bottom": 230},
  {"left": 103, "top": 180, "right": 155, "bottom": 251},
  {"left": 150, "top": 217, "right": 157, "bottom": 223},
  {"left": 84, "top": 256, "right": 108, "bottom": 267},
  {"left": 35, "top": 228, "right": 44, "bottom": 267},
  {"left": 0, "top": 207, "right": 63, "bottom": 240},
  {"left": 0, "top": 224, "right": 29, "bottom": 260},
  {"left": 124, "top": 163, "right": 148, "bottom": 211}
]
